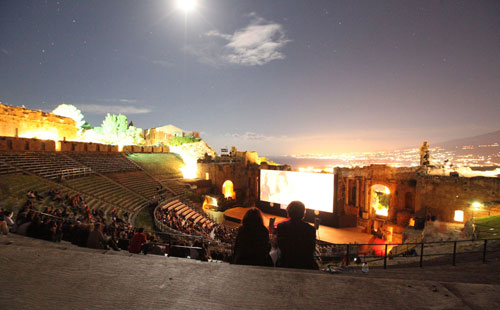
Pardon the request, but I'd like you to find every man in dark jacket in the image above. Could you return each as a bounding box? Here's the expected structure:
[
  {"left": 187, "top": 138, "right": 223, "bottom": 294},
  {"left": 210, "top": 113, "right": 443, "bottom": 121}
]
[{"left": 276, "top": 201, "right": 317, "bottom": 269}]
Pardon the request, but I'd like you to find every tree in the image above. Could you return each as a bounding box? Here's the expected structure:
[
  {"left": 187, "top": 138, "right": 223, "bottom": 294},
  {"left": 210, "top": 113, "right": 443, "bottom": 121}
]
[
  {"left": 52, "top": 104, "right": 86, "bottom": 133},
  {"left": 101, "top": 114, "right": 129, "bottom": 144},
  {"left": 83, "top": 113, "right": 144, "bottom": 145}
]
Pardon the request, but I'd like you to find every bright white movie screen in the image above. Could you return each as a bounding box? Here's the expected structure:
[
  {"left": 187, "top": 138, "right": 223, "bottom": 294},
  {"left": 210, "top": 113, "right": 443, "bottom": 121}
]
[{"left": 259, "top": 169, "right": 334, "bottom": 213}]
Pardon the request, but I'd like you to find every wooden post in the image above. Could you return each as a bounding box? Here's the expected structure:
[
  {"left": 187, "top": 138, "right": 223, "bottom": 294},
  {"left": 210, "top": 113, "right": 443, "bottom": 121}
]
[
  {"left": 346, "top": 244, "right": 350, "bottom": 266},
  {"left": 483, "top": 239, "right": 488, "bottom": 263},
  {"left": 452, "top": 241, "right": 457, "bottom": 266},
  {"left": 419, "top": 243, "right": 424, "bottom": 267},
  {"left": 384, "top": 243, "right": 388, "bottom": 269}
]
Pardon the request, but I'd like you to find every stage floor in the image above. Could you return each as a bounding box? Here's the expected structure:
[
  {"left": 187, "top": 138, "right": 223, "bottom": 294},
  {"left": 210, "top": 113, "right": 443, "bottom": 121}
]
[{"left": 224, "top": 207, "right": 373, "bottom": 245}]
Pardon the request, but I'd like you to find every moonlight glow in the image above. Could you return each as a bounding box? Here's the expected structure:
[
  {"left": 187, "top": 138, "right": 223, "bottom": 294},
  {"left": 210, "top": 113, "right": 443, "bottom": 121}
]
[{"left": 176, "top": 0, "right": 197, "bottom": 13}]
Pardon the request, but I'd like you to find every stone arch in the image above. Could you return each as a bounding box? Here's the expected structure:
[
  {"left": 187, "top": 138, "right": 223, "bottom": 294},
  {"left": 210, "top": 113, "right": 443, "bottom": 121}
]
[
  {"left": 370, "top": 184, "right": 390, "bottom": 216},
  {"left": 222, "top": 180, "right": 235, "bottom": 199}
]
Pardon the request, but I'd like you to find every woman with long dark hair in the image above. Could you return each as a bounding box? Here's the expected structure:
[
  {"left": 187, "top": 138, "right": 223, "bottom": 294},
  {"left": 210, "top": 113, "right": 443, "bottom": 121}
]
[{"left": 233, "top": 208, "right": 273, "bottom": 266}]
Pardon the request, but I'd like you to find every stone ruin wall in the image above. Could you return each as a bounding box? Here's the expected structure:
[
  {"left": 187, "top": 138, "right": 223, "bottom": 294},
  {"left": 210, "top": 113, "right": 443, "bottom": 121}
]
[
  {"left": 0, "top": 103, "right": 77, "bottom": 141},
  {"left": 336, "top": 165, "right": 420, "bottom": 220},
  {"left": 0, "top": 136, "right": 170, "bottom": 153},
  {"left": 337, "top": 165, "right": 500, "bottom": 227},
  {"left": 144, "top": 128, "right": 201, "bottom": 146},
  {"left": 197, "top": 162, "right": 260, "bottom": 204},
  {"left": 419, "top": 176, "right": 500, "bottom": 222}
]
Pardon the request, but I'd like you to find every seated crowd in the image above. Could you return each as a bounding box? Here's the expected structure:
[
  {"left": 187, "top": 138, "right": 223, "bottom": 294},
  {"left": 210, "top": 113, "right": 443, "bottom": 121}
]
[
  {"left": 1, "top": 189, "right": 154, "bottom": 252},
  {"left": 156, "top": 205, "right": 237, "bottom": 245},
  {"left": 3, "top": 191, "right": 318, "bottom": 269},
  {"left": 157, "top": 200, "right": 319, "bottom": 269},
  {"left": 1, "top": 189, "right": 231, "bottom": 261}
]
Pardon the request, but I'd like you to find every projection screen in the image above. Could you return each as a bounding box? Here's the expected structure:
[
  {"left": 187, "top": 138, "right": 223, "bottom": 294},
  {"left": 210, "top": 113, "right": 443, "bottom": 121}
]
[{"left": 260, "top": 169, "right": 334, "bottom": 213}]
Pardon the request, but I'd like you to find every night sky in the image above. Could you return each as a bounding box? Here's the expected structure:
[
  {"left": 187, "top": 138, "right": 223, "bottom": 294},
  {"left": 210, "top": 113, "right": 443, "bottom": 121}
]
[{"left": 1, "top": 0, "right": 499, "bottom": 155}]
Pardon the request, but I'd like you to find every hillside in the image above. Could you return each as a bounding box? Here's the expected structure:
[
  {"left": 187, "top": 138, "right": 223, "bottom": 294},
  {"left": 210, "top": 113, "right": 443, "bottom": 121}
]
[{"left": 437, "top": 130, "right": 500, "bottom": 150}]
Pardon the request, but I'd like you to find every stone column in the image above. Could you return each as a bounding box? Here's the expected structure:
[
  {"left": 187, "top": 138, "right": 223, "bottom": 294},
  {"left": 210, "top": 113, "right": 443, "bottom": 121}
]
[{"left": 355, "top": 178, "right": 361, "bottom": 207}]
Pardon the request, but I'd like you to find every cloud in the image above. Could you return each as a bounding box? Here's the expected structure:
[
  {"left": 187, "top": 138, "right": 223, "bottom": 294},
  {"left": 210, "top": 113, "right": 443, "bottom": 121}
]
[
  {"left": 79, "top": 104, "right": 151, "bottom": 114},
  {"left": 117, "top": 98, "right": 137, "bottom": 104},
  {"left": 189, "top": 14, "right": 290, "bottom": 66},
  {"left": 99, "top": 98, "right": 138, "bottom": 104},
  {"left": 227, "top": 131, "right": 289, "bottom": 141},
  {"left": 150, "top": 59, "right": 174, "bottom": 68},
  {"left": 0, "top": 48, "right": 8, "bottom": 55}
]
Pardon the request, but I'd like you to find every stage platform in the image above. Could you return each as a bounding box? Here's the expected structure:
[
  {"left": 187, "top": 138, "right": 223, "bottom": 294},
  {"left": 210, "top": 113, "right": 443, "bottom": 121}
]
[{"left": 224, "top": 207, "right": 373, "bottom": 245}]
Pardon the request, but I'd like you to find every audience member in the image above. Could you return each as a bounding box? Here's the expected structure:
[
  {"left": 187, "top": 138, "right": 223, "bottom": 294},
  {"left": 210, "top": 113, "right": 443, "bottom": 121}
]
[
  {"left": 87, "top": 223, "right": 108, "bottom": 249},
  {"left": 276, "top": 201, "right": 317, "bottom": 269},
  {"left": 0, "top": 212, "right": 8, "bottom": 235},
  {"left": 128, "top": 227, "right": 147, "bottom": 254},
  {"left": 233, "top": 208, "right": 272, "bottom": 266}
]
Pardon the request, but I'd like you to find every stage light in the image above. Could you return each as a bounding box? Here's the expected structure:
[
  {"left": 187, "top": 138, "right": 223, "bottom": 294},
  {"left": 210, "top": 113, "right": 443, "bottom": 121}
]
[
  {"left": 471, "top": 201, "right": 482, "bottom": 210},
  {"left": 176, "top": 0, "right": 197, "bottom": 13},
  {"left": 454, "top": 210, "right": 464, "bottom": 222},
  {"left": 180, "top": 155, "right": 198, "bottom": 179}
]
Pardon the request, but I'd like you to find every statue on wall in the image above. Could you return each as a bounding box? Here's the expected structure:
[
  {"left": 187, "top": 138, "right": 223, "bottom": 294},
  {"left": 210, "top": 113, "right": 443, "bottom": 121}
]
[{"left": 419, "top": 141, "right": 430, "bottom": 166}]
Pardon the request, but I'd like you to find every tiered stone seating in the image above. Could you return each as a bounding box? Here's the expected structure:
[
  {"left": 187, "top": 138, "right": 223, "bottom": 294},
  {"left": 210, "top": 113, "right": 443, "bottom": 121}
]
[
  {"left": 159, "top": 178, "right": 189, "bottom": 195},
  {"left": 162, "top": 199, "right": 213, "bottom": 228},
  {"left": 0, "top": 151, "right": 92, "bottom": 180},
  {"left": 64, "top": 175, "right": 147, "bottom": 213},
  {"left": 126, "top": 153, "right": 183, "bottom": 179},
  {"left": 106, "top": 171, "right": 165, "bottom": 199},
  {"left": 0, "top": 174, "right": 117, "bottom": 220},
  {"left": 0, "top": 159, "right": 18, "bottom": 175},
  {"left": 67, "top": 152, "right": 139, "bottom": 174}
]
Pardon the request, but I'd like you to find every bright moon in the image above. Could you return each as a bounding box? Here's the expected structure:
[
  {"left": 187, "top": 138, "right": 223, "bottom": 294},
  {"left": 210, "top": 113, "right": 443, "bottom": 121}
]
[{"left": 176, "top": 0, "right": 198, "bottom": 12}]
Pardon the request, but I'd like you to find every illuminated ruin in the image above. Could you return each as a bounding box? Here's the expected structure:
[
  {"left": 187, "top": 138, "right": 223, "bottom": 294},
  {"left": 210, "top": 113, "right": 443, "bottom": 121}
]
[
  {"left": 0, "top": 103, "right": 77, "bottom": 141},
  {"left": 336, "top": 165, "right": 500, "bottom": 242}
]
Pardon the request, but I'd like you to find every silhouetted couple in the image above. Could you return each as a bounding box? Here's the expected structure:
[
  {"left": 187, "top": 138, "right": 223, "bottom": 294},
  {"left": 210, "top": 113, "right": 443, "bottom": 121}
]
[{"left": 233, "top": 201, "right": 317, "bottom": 270}]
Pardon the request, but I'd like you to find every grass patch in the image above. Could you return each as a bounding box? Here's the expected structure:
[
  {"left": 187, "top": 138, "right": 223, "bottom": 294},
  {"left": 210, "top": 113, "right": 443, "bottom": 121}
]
[
  {"left": 135, "top": 206, "right": 155, "bottom": 231},
  {"left": 169, "top": 136, "right": 201, "bottom": 146},
  {"left": 475, "top": 215, "right": 500, "bottom": 239},
  {"left": 127, "top": 153, "right": 184, "bottom": 178}
]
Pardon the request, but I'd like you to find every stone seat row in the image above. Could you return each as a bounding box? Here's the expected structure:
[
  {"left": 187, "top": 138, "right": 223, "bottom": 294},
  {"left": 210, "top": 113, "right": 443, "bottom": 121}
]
[
  {"left": 159, "top": 178, "right": 189, "bottom": 195},
  {"left": 164, "top": 200, "right": 213, "bottom": 228},
  {"left": 0, "top": 152, "right": 92, "bottom": 180},
  {"left": 107, "top": 171, "right": 164, "bottom": 200},
  {"left": 64, "top": 175, "right": 147, "bottom": 213},
  {"left": 66, "top": 152, "right": 139, "bottom": 174}
]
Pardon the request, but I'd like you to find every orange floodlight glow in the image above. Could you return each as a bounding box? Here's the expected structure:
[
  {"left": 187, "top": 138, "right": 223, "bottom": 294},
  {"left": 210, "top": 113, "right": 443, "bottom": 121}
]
[
  {"left": 202, "top": 196, "right": 218, "bottom": 210},
  {"left": 222, "top": 180, "right": 235, "bottom": 199},
  {"left": 179, "top": 155, "right": 198, "bottom": 179},
  {"left": 20, "top": 130, "right": 60, "bottom": 141}
]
